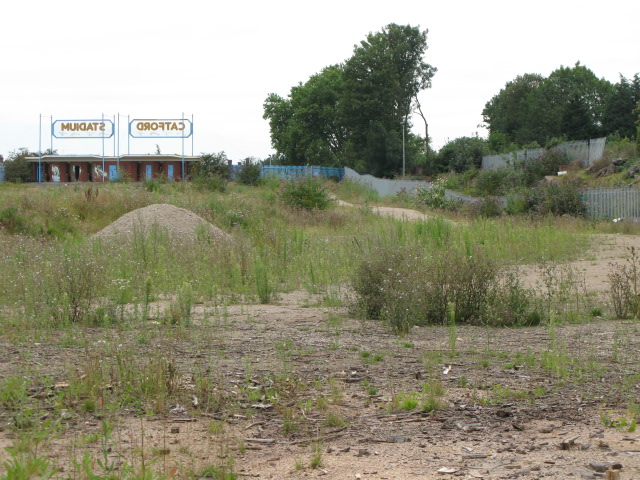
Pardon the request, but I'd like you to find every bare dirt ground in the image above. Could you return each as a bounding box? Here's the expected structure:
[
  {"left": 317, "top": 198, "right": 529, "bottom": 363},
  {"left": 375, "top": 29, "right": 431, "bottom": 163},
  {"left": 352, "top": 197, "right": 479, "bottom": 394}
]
[{"left": 2, "top": 205, "right": 640, "bottom": 479}]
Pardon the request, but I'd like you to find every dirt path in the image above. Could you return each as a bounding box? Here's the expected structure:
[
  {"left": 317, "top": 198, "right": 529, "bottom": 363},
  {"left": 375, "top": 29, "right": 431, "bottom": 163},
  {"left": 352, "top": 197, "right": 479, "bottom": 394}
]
[
  {"left": 335, "top": 198, "right": 438, "bottom": 222},
  {"left": 517, "top": 233, "right": 640, "bottom": 293}
]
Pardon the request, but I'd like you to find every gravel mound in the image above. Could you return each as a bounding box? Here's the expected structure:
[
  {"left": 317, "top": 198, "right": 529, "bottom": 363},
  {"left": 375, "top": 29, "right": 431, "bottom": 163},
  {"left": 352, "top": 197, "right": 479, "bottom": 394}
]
[{"left": 92, "top": 203, "right": 230, "bottom": 243}]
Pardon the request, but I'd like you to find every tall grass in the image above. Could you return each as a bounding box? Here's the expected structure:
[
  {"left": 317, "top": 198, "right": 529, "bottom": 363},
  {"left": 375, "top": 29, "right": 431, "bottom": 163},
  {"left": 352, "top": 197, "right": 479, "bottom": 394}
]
[{"left": 0, "top": 180, "right": 593, "bottom": 335}]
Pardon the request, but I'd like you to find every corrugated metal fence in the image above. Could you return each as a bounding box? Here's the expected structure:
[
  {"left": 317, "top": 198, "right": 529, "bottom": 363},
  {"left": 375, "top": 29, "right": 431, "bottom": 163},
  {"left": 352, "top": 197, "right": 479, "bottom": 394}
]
[
  {"left": 343, "top": 167, "right": 477, "bottom": 203},
  {"left": 582, "top": 187, "right": 640, "bottom": 219},
  {"left": 261, "top": 165, "right": 344, "bottom": 181},
  {"left": 482, "top": 137, "right": 606, "bottom": 170}
]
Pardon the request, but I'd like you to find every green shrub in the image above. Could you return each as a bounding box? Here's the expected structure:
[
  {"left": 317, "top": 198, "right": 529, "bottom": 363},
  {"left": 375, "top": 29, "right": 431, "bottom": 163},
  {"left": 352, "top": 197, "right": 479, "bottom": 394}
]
[
  {"left": 486, "top": 272, "right": 541, "bottom": 327},
  {"left": 503, "top": 181, "right": 586, "bottom": 217},
  {"left": 143, "top": 178, "right": 162, "bottom": 192},
  {"left": 415, "top": 179, "right": 460, "bottom": 210},
  {"left": 529, "top": 180, "right": 586, "bottom": 216},
  {"left": 237, "top": 158, "right": 262, "bottom": 186},
  {"left": 4, "top": 148, "right": 34, "bottom": 183},
  {"left": 504, "top": 188, "right": 530, "bottom": 215},
  {"left": 537, "top": 148, "right": 568, "bottom": 176},
  {"left": 279, "top": 177, "right": 332, "bottom": 210},
  {"left": 608, "top": 247, "right": 640, "bottom": 319},
  {"left": 474, "top": 168, "right": 509, "bottom": 196},
  {"left": 193, "top": 152, "right": 232, "bottom": 180},
  {"left": 192, "top": 174, "right": 228, "bottom": 192},
  {"left": 0, "top": 207, "right": 29, "bottom": 234},
  {"left": 437, "top": 136, "right": 487, "bottom": 173},
  {"left": 351, "top": 246, "right": 500, "bottom": 333},
  {"left": 468, "top": 196, "right": 504, "bottom": 218}
]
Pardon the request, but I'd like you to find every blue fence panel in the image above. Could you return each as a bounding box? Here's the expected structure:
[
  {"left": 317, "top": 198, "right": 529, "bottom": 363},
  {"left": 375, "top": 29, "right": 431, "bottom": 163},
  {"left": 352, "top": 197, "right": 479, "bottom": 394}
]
[
  {"left": 261, "top": 165, "right": 344, "bottom": 181},
  {"left": 0, "top": 165, "right": 4, "bottom": 182}
]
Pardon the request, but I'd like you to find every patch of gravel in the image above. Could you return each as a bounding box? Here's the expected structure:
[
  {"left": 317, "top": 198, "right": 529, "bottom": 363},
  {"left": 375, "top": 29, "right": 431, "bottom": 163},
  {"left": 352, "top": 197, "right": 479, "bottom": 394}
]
[{"left": 92, "top": 203, "right": 230, "bottom": 243}]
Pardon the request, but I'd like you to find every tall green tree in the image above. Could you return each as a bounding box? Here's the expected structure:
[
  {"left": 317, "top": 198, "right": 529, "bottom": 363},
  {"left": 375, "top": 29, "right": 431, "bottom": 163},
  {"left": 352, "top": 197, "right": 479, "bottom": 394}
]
[
  {"left": 264, "top": 24, "right": 436, "bottom": 176},
  {"left": 341, "top": 23, "right": 436, "bottom": 176},
  {"left": 263, "top": 65, "right": 346, "bottom": 166},
  {"left": 483, "top": 63, "right": 613, "bottom": 147},
  {"left": 602, "top": 74, "right": 640, "bottom": 139},
  {"left": 482, "top": 73, "right": 544, "bottom": 148},
  {"left": 534, "top": 63, "right": 611, "bottom": 142},
  {"left": 436, "top": 136, "right": 487, "bottom": 173}
]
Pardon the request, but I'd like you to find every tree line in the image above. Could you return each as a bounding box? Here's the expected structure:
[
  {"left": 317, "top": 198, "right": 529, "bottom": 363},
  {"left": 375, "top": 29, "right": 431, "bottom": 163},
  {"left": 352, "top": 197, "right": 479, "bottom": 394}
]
[
  {"left": 483, "top": 63, "right": 640, "bottom": 153},
  {"left": 264, "top": 24, "right": 639, "bottom": 177}
]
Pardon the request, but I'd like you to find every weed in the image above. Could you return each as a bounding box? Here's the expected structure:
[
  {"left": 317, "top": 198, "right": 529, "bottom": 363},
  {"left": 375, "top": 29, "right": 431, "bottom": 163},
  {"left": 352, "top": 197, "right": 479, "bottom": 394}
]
[
  {"left": 208, "top": 421, "right": 225, "bottom": 435},
  {"left": 254, "top": 257, "right": 273, "bottom": 304},
  {"left": 448, "top": 302, "right": 457, "bottom": 357},
  {"left": 309, "top": 442, "right": 323, "bottom": 469},
  {"left": 608, "top": 247, "right": 640, "bottom": 318},
  {"left": 324, "top": 411, "right": 349, "bottom": 427}
]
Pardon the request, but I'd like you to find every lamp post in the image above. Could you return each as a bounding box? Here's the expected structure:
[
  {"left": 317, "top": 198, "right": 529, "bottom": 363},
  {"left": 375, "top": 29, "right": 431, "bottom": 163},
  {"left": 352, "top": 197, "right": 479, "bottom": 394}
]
[
  {"left": 402, "top": 116, "right": 406, "bottom": 178},
  {"left": 38, "top": 114, "right": 53, "bottom": 182}
]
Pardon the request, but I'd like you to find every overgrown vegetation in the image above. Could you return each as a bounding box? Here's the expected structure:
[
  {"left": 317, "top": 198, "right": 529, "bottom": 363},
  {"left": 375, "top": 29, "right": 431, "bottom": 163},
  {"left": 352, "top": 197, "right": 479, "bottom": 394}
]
[
  {"left": 351, "top": 244, "right": 542, "bottom": 333},
  {"left": 0, "top": 178, "right": 636, "bottom": 478},
  {"left": 279, "top": 176, "right": 333, "bottom": 210}
]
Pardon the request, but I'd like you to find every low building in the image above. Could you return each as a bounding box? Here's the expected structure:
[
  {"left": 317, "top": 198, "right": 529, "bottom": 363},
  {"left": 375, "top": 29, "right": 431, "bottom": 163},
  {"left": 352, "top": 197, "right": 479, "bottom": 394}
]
[{"left": 26, "top": 154, "right": 199, "bottom": 182}]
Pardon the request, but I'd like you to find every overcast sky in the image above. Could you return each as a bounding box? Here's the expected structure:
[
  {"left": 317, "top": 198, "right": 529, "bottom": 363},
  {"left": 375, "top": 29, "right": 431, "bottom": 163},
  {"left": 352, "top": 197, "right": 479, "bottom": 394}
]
[{"left": 1, "top": 0, "right": 638, "bottom": 161}]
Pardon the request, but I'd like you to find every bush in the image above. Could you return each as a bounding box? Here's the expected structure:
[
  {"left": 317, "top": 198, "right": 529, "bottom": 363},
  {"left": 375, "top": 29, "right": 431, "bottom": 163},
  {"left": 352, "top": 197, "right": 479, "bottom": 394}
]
[
  {"left": 192, "top": 174, "right": 228, "bottom": 192},
  {"left": 237, "top": 157, "right": 262, "bottom": 186},
  {"left": 537, "top": 148, "right": 568, "bottom": 176},
  {"left": 486, "top": 273, "right": 541, "bottom": 327},
  {"left": 468, "top": 196, "right": 504, "bottom": 218},
  {"left": 502, "top": 180, "right": 586, "bottom": 217},
  {"left": 193, "top": 152, "right": 231, "bottom": 180},
  {"left": 504, "top": 188, "right": 530, "bottom": 215},
  {"left": 351, "top": 246, "right": 502, "bottom": 333},
  {"left": 415, "top": 178, "right": 460, "bottom": 210},
  {"left": 0, "top": 207, "right": 29, "bottom": 234},
  {"left": 4, "top": 148, "right": 34, "bottom": 183},
  {"left": 279, "top": 177, "right": 332, "bottom": 210},
  {"left": 608, "top": 247, "right": 640, "bottom": 319},
  {"left": 474, "top": 168, "right": 509, "bottom": 196},
  {"left": 437, "top": 136, "right": 487, "bottom": 173},
  {"left": 528, "top": 180, "right": 586, "bottom": 216}
]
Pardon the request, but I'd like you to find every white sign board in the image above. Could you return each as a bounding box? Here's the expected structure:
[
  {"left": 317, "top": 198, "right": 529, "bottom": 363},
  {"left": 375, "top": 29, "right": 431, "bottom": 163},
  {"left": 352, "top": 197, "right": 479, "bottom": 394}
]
[
  {"left": 129, "top": 119, "right": 192, "bottom": 138},
  {"left": 52, "top": 119, "right": 114, "bottom": 138}
]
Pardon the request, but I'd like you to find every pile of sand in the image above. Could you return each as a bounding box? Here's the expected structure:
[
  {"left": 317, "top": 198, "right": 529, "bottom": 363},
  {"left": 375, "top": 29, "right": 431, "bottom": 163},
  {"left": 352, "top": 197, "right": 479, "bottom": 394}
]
[{"left": 92, "top": 203, "right": 230, "bottom": 243}]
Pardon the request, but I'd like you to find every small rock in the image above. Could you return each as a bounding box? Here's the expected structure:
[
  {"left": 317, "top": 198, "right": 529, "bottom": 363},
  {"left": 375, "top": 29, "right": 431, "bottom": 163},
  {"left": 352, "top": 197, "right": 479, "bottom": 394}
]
[
  {"left": 587, "top": 462, "right": 623, "bottom": 473},
  {"left": 169, "top": 406, "right": 187, "bottom": 415},
  {"left": 356, "top": 449, "right": 370, "bottom": 457},
  {"left": 437, "top": 467, "right": 457, "bottom": 474},
  {"left": 386, "top": 436, "right": 411, "bottom": 443},
  {"left": 561, "top": 435, "right": 580, "bottom": 450},
  {"left": 170, "top": 427, "right": 180, "bottom": 434}
]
